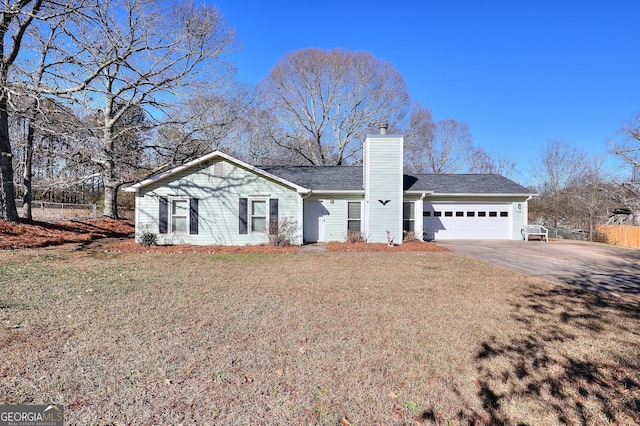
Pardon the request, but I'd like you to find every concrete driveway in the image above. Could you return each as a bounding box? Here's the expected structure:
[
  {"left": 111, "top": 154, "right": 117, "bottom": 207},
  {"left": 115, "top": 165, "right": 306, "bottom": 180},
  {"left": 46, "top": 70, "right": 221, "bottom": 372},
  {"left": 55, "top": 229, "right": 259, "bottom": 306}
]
[{"left": 439, "top": 239, "right": 640, "bottom": 302}]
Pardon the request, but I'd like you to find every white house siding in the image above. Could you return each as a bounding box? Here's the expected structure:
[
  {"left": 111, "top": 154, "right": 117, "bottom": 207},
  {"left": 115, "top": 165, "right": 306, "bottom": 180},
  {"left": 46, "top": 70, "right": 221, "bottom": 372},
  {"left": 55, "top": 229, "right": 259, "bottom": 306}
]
[
  {"left": 511, "top": 200, "right": 528, "bottom": 239},
  {"left": 303, "top": 195, "right": 365, "bottom": 242},
  {"left": 136, "top": 160, "right": 301, "bottom": 245},
  {"left": 363, "top": 135, "right": 404, "bottom": 244}
]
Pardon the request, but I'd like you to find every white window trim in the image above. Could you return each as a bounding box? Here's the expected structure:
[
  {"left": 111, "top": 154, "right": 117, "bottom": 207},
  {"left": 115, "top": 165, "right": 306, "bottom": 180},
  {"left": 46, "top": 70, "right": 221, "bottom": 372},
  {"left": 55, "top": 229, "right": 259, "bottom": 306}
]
[
  {"left": 249, "top": 197, "right": 269, "bottom": 234},
  {"left": 169, "top": 197, "right": 189, "bottom": 235},
  {"left": 403, "top": 201, "right": 415, "bottom": 233},
  {"left": 346, "top": 200, "right": 363, "bottom": 234}
]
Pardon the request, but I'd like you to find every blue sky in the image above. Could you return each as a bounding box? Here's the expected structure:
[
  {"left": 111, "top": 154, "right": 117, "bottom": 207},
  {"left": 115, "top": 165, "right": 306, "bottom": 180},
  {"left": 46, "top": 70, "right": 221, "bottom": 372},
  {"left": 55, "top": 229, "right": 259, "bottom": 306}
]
[{"left": 210, "top": 1, "right": 640, "bottom": 184}]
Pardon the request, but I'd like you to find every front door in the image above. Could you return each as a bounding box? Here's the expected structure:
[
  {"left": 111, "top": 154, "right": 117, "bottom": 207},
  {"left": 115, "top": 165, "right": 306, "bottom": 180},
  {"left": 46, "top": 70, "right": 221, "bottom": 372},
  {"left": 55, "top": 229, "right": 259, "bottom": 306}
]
[{"left": 304, "top": 199, "right": 327, "bottom": 243}]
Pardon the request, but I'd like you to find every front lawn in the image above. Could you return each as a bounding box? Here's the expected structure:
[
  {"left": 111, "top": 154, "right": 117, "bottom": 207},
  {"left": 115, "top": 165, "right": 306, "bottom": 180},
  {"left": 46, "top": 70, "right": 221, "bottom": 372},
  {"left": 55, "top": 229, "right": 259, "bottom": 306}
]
[{"left": 0, "top": 247, "right": 638, "bottom": 425}]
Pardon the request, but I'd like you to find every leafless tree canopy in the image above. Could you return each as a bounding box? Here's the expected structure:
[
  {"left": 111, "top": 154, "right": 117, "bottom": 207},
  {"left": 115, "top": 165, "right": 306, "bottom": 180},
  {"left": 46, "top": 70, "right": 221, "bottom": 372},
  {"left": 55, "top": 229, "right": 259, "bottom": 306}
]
[
  {"left": 610, "top": 112, "right": 640, "bottom": 169},
  {"left": 257, "top": 48, "right": 410, "bottom": 165},
  {"left": 404, "top": 102, "right": 482, "bottom": 174},
  {"left": 1, "top": 0, "right": 239, "bottom": 220},
  {"left": 530, "top": 140, "right": 587, "bottom": 194},
  {"left": 58, "top": 0, "right": 237, "bottom": 217}
]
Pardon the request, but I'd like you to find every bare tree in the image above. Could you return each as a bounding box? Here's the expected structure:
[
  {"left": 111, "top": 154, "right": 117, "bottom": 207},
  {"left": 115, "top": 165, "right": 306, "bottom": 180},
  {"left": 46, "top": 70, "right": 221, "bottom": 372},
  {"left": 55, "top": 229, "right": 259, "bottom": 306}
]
[
  {"left": 608, "top": 112, "right": 640, "bottom": 222},
  {"left": 530, "top": 140, "right": 587, "bottom": 194},
  {"left": 528, "top": 140, "right": 616, "bottom": 239},
  {"left": 431, "top": 119, "right": 475, "bottom": 173},
  {"left": 404, "top": 101, "right": 435, "bottom": 173},
  {"left": 468, "top": 146, "right": 519, "bottom": 180},
  {"left": 59, "top": 0, "right": 236, "bottom": 218},
  {"left": 11, "top": 12, "right": 69, "bottom": 220},
  {"left": 404, "top": 102, "right": 475, "bottom": 174},
  {"left": 610, "top": 112, "right": 640, "bottom": 167},
  {"left": 0, "top": 0, "right": 49, "bottom": 221},
  {"left": 258, "top": 48, "right": 410, "bottom": 166},
  {"left": 157, "top": 84, "right": 252, "bottom": 165},
  {"left": 568, "top": 154, "right": 612, "bottom": 239}
]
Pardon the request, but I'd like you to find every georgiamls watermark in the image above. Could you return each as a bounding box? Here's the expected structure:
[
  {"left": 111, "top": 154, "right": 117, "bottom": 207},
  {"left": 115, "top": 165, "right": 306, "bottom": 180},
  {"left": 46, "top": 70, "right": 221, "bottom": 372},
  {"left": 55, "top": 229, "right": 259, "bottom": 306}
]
[{"left": 0, "top": 405, "right": 63, "bottom": 426}]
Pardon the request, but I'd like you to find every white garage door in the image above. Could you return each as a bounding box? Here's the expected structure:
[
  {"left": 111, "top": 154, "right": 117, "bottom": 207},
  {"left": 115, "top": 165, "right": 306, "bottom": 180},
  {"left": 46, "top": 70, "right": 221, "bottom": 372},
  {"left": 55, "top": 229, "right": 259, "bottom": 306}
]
[{"left": 423, "top": 203, "right": 512, "bottom": 240}]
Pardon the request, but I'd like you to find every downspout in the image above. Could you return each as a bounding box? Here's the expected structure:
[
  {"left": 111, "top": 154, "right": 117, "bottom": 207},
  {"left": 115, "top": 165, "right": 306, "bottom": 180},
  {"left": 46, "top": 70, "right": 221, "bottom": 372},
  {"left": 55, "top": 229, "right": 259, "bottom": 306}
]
[{"left": 523, "top": 195, "right": 533, "bottom": 227}]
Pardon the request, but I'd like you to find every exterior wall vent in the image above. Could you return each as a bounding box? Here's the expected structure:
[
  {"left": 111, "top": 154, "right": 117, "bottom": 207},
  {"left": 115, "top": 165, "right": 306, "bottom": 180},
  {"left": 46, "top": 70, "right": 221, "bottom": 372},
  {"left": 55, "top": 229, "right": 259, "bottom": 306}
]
[{"left": 214, "top": 162, "right": 225, "bottom": 177}]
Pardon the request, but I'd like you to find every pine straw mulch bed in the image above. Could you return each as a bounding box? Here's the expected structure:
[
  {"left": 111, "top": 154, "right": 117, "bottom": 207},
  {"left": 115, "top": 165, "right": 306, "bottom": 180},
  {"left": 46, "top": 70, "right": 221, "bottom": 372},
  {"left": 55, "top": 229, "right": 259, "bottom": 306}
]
[
  {"left": 0, "top": 218, "right": 135, "bottom": 249},
  {"left": 326, "top": 241, "right": 448, "bottom": 252},
  {"left": 1, "top": 218, "right": 448, "bottom": 253}
]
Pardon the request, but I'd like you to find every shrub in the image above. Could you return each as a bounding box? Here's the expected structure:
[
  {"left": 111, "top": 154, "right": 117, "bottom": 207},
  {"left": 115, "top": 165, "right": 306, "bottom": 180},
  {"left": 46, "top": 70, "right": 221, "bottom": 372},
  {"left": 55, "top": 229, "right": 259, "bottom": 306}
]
[
  {"left": 137, "top": 223, "right": 157, "bottom": 247},
  {"left": 269, "top": 217, "right": 298, "bottom": 247},
  {"left": 591, "top": 228, "right": 609, "bottom": 244},
  {"left": 346, "top": 231, "right": 364, "bottom": 243},
  {"left": 403, "top": 231, "right": 419, "bottom": 242}
]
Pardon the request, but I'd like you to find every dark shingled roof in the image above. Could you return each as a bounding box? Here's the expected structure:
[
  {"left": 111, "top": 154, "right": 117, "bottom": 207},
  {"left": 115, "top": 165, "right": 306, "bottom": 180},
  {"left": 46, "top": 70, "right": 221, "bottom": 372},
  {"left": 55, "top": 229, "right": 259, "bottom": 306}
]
[
  {"left": 260, "top": 166, "right": 534, "bottom": 195},
  {"left": 405, "top": 173, "right": 533, "bottom": 194},
  {"left": 261, "top": 166, "right": 363, "bottom": 191}
]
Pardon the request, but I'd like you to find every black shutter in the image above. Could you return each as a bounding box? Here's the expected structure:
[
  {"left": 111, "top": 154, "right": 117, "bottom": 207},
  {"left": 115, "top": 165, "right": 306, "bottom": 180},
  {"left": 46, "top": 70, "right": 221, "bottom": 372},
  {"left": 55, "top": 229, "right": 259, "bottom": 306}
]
[
  {"left": 189, "top": 198, "right": 199, "bottom": 235},
  {"left": 269, "top": 198, "right": 278, "bottom": 235},
  {"left": 239, "top": 198, "right": 248, "bottom": 234},
  {"left": 159, "top": 197, "right": 168, "bottom": 234}
]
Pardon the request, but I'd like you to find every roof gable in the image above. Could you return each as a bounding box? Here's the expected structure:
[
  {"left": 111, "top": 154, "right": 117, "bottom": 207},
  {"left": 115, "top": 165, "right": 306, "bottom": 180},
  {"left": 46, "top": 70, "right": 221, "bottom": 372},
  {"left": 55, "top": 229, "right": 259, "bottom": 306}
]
[{"left": 124, "top": 151, "right": 309, "bottom": 193}]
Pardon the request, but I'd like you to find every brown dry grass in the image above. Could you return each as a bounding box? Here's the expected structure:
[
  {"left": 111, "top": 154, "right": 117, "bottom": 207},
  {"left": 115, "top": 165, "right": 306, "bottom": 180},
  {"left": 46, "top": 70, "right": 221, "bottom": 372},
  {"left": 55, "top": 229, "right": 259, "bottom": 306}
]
[{"left": 0, "top": 247, "right": 638, "bottom": 425}]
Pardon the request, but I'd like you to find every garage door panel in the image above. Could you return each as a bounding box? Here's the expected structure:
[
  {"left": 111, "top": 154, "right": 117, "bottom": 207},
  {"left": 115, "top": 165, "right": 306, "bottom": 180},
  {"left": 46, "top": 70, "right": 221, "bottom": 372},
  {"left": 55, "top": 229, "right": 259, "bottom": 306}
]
[{"left": 424, "top": 202, "right": 511, "bottom": 240}]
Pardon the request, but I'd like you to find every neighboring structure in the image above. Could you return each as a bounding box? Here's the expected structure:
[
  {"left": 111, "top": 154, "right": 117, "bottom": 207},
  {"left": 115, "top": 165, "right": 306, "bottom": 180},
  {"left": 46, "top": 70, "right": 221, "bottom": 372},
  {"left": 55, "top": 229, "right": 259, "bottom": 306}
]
[{"left": 125, "top": 130, "right": 536, "bottom": 245}]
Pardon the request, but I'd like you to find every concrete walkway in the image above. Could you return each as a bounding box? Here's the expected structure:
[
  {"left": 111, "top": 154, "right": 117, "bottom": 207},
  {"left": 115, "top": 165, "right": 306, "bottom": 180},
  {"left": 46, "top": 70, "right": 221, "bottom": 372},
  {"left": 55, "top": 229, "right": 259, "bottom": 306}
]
[{"left": 299, "top": 243, "right": 327, "bottom": 254}]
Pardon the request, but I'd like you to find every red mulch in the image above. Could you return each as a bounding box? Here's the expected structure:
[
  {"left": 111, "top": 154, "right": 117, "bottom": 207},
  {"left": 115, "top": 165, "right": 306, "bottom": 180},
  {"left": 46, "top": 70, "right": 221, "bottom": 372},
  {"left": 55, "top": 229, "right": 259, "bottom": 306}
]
[
  {"left": 0, "top": 218, "right": 448, "bottom": 253},
  {"left": 0, "top": 218, "right": 134, "bottom": 249},
  {"left": 95, "top": 238, "right": 300, "bottom": 254}
]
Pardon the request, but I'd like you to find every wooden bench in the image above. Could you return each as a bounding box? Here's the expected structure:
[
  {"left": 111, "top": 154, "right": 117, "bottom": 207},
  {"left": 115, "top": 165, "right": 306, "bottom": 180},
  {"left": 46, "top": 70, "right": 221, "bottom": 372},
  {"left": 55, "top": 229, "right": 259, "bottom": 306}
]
[{"left": 522, "top": 225, "right": 548, "bottom": 242}]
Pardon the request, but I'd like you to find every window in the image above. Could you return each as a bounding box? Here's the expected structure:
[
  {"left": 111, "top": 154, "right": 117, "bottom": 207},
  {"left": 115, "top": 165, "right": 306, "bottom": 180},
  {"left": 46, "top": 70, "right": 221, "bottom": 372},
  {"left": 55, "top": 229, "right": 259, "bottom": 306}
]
[
  {"left": 489, "top": 211, "right": 497, "bottom": 217},
  {"left": 445, "top": 211, "right": 453, "bottom": 217},
  {"left": 403, "top": 202, "right": 415, "bottom": 232},
  {"left": 251, "top": 200, "right": 267, "bottom": 232},
  {"left": 347, "top": 201, "right": 361, "bottom": 232},
  {"left": 434, "top": 211, "right": 442, "bottom": 217},
  {"left": 467, "top": 211, "right": 475, "bottom": 217},
  {"left": 423, "top": 211, "right": 431, "bottom": 217},
  {"left": 500, "top": 211, "right": 509, "bottom": 217},
  {"left": 239, "top": 198, "right": 278, "bottom": 235},
  {"left": 159, "top": 197, "right": 199, "bottom": 235},
  {"left": 171, "top": 199, "right": 188, "bottom": 233},
  {"left": 455, "top": 211, "right": 464, "bottom": 217},
  {"left": 478, "top": 211, "right": 486, "bottom": 217}
]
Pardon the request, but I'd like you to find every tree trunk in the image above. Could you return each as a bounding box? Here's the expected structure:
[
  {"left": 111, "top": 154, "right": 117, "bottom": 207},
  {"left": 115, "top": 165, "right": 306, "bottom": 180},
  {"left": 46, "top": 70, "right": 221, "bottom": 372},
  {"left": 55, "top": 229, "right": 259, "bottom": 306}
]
[
  {"left": 22, "top": 117, "right": 35, "bottom": 221},
  {"left": 102, "top": 159, "right": 119, "bottom": 219},
  {"left": 0, "top": 99, "right": 19, "bottom": 222}
]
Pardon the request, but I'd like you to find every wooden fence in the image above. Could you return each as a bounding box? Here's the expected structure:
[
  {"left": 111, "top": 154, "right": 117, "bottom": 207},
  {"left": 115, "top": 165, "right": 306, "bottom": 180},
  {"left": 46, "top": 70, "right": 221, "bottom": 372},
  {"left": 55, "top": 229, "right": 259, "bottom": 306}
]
[{"left": 596, "top": 224, "right": 640, "bottom": 248}]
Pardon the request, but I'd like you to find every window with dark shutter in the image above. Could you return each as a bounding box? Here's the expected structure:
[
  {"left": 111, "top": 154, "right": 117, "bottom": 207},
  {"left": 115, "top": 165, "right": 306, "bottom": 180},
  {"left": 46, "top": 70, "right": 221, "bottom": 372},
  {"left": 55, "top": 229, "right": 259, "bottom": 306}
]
[
  {"left": 347, "top": 201, "right": 361, "bottom": 232},
  {"left": 189, "top": 198, "right": 199, "bottom": 235},
  {"left": 269, "top": 199, "right": 278, "bottom": 235},
  {"left": 159, "top": 197, "right": 168, "bottom": 234},
  {"left": 239, "top": 198, "right": 248, "bottom": 234}
]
